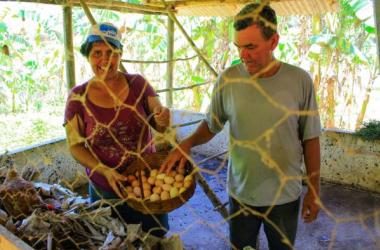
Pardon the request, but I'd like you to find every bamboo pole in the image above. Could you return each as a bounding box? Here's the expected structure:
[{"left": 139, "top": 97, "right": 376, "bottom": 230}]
[
  {"left": 195, "top": 172, "right": 228, "bottom": 218},
  {"left": 156, "top": 81, "right": 210, "bottom": 93},
  {"left": 72, "top": 0, "right": 169, "bottom": 13},
  {"left": 79, "top": 0, "right": 96, "bottom": 25},
  {"left": 147, "top": 0, "right": 252, "bottom": 7},
  {"left": 374, "top": 0, "right": 380, "bottom": 70},
  {"left": 160, "top": 0, "right": 218, "bottom": 77},
  {"left": 172, "top": 119, "right": 203, "bottom": 128},
  {"left": 3, "top": 0, "right": 169, "bottom": 15},
  {"left": 193, "top": 149, "right": 229, "bottom": 220},
  {"left": 63, "top": 5, "right": 76, "bottom": 90},
  {"left": 79, "top": 0, "right": 127, "bottom": 73},
  {"left": 166, "top": 10, "right": 218, "bottom": 77},
  {"left": 166, "top": 16, "right": 175, "bottom": 108},
  {"left": 121, "top": 55, "right": 196, "bottom": 64}
]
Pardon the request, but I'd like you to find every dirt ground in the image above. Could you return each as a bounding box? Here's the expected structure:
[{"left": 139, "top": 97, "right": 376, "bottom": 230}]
[{"left": 167, "top": 154, "right": 380, "bottom": 250}]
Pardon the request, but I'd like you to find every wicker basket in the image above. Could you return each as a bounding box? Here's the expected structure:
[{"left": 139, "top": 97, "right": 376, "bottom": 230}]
[{"left": 122, "top": 151, "right": 196, "bottom": 214}]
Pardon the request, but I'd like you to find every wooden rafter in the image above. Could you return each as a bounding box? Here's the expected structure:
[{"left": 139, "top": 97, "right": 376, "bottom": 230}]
[{"left": 2, "top": 0, "right": 172, "bottom": 15}]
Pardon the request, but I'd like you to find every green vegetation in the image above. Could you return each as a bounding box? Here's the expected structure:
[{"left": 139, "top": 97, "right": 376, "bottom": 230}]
[
  {"left": 0, "top": 0, "right": 379, "bottom": 152},
  {"left": 355, "top": 120, "right": 380, "bottom": 141}
]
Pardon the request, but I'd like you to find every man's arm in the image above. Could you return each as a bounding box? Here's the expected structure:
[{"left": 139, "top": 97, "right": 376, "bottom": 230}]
[
  {"left": 160, "top": 120, "right": 216, "bottom": 173},
  {"left": 301, "top": 137, "right": 321, "bottom": 223}
]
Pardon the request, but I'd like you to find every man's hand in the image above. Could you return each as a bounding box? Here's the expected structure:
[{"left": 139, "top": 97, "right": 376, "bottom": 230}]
[
  {"left": 302, "top": 190, "right": 320, "bottom": 223},
  {"left": 160, "top": 140, "right": 192, "bottom": 174},
  {"left": 153, "top": 106, "right": 170, "bottom": 128}
]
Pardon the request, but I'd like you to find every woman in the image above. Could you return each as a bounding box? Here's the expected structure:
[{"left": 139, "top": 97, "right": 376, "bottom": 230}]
[{"left": 64, "top": 22, "right": 170, "bottom": 237}]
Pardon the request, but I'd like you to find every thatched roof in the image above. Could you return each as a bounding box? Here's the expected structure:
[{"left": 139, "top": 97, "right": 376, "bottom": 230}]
[
  {"left": 3, "top": 0, "right": 339, "bottom": 16},
  {"left": 143, "top": 0, "right": 339, "bottom": 16}
]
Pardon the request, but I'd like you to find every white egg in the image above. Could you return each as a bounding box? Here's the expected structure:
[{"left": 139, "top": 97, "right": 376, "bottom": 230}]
[
  {"left": 150, "top": 193, "right": 160, "bottom": 202},
  {"left": 150, "top": 169, "right": 158, "bottom": 177},
  {"left": 164, "top": 176, "right": 175, "bottom": 185},
  {"left": 162, "top": 183, "right": 172, "bottom": 192},
  {"left": 175, "top": 174, "right": 184, "bottom": 182},
  {"left": 161, "top": 191, "right": 170, "bottom": 200},
  {"left": 170, "top": 187, "right": 179, "bottom": 198},
  {"left": 184, "top": 174, "right": 193, "bottom": 182}
]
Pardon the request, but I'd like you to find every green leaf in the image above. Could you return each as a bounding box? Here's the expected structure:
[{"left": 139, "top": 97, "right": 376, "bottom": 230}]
[
  {"left": 350, "top": 0, "right": 368, "bottom": 13},
  {"left": 25, "top": 60, "right": 38, "bottom": 69},
  {"left": 0, "top": 22, "right": 8, "bottom": 33},
  {"left": 278, "top": 43, "right": 285, "bottom": 51},
  {"left": 231, "top": 58, "right": 241, "bottom": 66},
  {"left": 145, "top": 23, "right": 158, "bottom": 33},
  {"left": 307, "top": 51, "right": 320, "bottom": 61},
  {"left": 364, "top": 25, "right": 376, "bottom": 34},
  {"left": 351, "top": 44, "right": 368, "bottom": 63},
  {"left": 126, "top": 0, "right": 141, "bottom": 4},
  {"left": 228, "top": 20, "right": 234, "bottom": 41},
  {"left": 191, "top": 76, "right": 205, "bottom": 84}
]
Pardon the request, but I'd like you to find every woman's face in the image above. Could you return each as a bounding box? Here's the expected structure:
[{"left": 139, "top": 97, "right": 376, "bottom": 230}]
[{"left": 88, "top": 41, "right": 121, "bottom": 80}]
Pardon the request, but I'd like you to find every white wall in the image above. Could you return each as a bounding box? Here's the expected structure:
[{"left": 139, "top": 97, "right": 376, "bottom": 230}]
[{"left": 1, "top": 110, "right": 379, "bottom": 193}]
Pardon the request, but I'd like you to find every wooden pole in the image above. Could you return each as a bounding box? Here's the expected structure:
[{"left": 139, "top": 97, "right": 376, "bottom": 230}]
[
  {"left": 374, "top": 0, "right": 380, "bottom": 70},
  {"left": 73, "top": 0, "right": 170, "bottom": 14},
  {"left": 166, "top": 16, "right": 175, "bottom": 108},
  {"left": 79, "top": 0, "right": 96, "bottom": 25},
  {"left": 79, "top": 0, "right": 127, "bottom": 73},
  {"left": 121, "top": 55, "right": 196, "bottom": 64},
  {"left": 3, "top": 0, "right": 169, "bottom": 15},
  {"left": 195, "top": 172, "right": 229, "bottom": 219},
  {"left": 194, "top": 150, "right": 229, "bottom": 219},
  {"left": 63, "top": 5, "right": 76, "bottom": 90},
  {"left": 159, "top": 0, "right": 218, "bottom": 77},
  {"left": 167, "top": 11, "right": 218, "bottom": 77}
]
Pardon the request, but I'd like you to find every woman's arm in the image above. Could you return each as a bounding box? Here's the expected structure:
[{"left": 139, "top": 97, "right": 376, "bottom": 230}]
[{"left": 65, "top": 115, "right": 128, "bottom": 198}]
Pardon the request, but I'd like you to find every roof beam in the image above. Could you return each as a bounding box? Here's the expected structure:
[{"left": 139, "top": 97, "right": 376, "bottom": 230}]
[{"left": 1, "top": 0, "right": 172, "bottom": 15}]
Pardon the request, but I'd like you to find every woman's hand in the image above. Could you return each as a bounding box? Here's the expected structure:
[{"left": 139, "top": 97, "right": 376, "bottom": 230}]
[
  {"left": 153, "top": 106, "right": 170, "bottom": 128},
  {"left": 96, "top": 164, "right": 128, "bottom": 199}
]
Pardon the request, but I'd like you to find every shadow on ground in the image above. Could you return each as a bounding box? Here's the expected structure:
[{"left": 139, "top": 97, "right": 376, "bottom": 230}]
[{"left": 168, "top": 154, "right": 380, "bottom": 250}]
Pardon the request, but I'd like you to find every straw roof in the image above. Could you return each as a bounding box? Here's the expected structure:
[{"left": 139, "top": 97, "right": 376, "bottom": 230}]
[
  {"left": 143, "top": 0, "right": 339, "bottom": 16},
  {"left": 2, "top": 0, "right": 339, "bottom": 16}
]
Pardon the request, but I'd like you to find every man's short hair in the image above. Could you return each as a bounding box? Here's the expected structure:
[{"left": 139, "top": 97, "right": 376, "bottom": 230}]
[{"left": 233, "top": 3, "right": 277, "bottom": 40}]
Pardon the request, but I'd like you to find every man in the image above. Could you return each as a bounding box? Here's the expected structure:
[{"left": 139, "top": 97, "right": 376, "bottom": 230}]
[{"left": 161, "top": 3, "right": 321, "bottom": 250}]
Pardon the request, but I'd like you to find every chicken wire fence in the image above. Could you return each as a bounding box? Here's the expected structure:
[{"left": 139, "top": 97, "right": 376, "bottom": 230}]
[
  {"left": 2, "top": 62, "right": 379, "bottom": 249},
  {"left": 0, "top": 2, "right": 380, "bottom": 250}
]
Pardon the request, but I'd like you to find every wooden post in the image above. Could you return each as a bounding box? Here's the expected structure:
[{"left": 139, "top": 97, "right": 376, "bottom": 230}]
[
  {"left": 166, "top": 16, "right": 174, "bottom": 108},
  {"left": 194, "top": 150, "right": 229, "bottom": 219},
  {"left": 195, "top": 172, "right": 229, "bottom": 219},
  {"left": 167, "top": 11, "right": 218, "bottom": 77},
  {"left": 63, "top": 5, "right": 76, "bottom": 90},
  {"left": 374, "top": 0, "right": 380, "bottom": 69}
]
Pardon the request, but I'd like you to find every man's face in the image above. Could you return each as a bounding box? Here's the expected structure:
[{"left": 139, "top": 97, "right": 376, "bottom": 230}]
[{"left": 234, "top": 24, "right": 279, "bottom": 76}]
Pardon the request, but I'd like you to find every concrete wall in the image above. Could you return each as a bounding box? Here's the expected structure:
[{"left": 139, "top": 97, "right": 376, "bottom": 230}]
[
  {"left": 1, "top": 110, "right": 379, "bottom": 193},
  {"left": 320, "top": 129, "right": 380, "bottom": 192},
  {"left": 0, "top": 137, "right": 87, "bottom": 190},
  {"left": 172, "top": 110, "right": 380, "bottom": 193}
]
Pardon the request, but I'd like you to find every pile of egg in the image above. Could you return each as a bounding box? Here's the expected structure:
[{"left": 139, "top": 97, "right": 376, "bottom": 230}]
[{"left": 125, "top": 167, "right": 194, "bottom": 202}]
